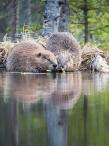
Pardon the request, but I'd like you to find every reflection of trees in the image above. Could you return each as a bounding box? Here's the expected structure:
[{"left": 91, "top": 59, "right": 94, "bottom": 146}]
[
  {"left": 1, "top": 73, "right": 58, "bottom": 146},
  {"left": 1, "top": 72, "right": 82, "bottom": 146},
  {"left": 2, "top": 72, "right": 109, "bottom": 146},
  {"left": 69, "top": 73, "right": 109, "bottom": 146},
  {"left": 0, "top": 73, "right": 7, "bottom": 102},
  {"left": 82, "top": 72, "right": 109, "bottom": 95},
  {"left": 0, "top": 97, "right": 48, "bottom": 146},
  {"left": 43, "top": 73, "right": 82, "bottom": 146},
  {"left": 83, "top": 95, "right": 88, "bottom": 146},
  {"left": 0, "top": 97, "right": 19, "bottom": 146}
]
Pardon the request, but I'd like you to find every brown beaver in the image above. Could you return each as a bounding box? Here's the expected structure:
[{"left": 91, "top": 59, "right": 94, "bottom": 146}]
[
  {"left": 46, "top": 32, "right": 81, "bottom": 71},
  {"left": 6, "top": 41, "right": 57, "bottom": 72}
]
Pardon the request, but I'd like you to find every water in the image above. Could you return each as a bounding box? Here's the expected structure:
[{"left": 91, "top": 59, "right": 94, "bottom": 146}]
[{"left": 0, "top": 72, "right": 109, "bottom": 146}]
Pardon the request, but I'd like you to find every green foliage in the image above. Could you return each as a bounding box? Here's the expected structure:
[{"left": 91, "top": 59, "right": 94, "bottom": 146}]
[
  {"left": 16, "top": 23, "right": 42, "bottom": 33},
  {"left": 30, "top": 23, "right": 42, "bottom": 32},
  {"left": 0, "top": 0, "right": 44, "bottom": 34},
  {"left": 1, "top": 0, "right": 109, "bottom": 50},
  {"left": 69, "top": 0, "right": 109, "bottom": 50}
]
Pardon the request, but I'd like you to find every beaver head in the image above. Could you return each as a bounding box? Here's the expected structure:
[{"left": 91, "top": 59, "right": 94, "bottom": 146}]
[{"left": 6, "top": 41, "right": 57, "bottom": 73}]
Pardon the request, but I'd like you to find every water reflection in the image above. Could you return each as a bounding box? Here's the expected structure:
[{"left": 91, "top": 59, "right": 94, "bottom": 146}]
[
  {"left": 0, "top": 72, "right": 82, "bottom": 146},
  {"left": 82, "top": 72, "right": 109, "bottom": 95},
  {"left": 43, "top": 73, "right": 82, "bottom": 146},
  {"left": 3, "top": 73, "right": 57, "bottom": 105},
  {"left": 0, "top": 72, "right": 109, "bottom": 146}
]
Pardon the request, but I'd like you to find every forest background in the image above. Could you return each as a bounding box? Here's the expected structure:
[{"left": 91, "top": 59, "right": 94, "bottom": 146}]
[{"left": 0, "top": 0, "right": 109, "bottom": 50}]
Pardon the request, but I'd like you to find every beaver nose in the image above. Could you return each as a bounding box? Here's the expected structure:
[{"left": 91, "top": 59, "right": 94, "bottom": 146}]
[{"left": 53, "top": 64, "right": 57, "bottom": 69}]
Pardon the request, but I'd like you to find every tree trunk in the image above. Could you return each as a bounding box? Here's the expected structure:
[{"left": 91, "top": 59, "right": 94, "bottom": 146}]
[
  {"left": 12, "top": 0, "right": 17, "bottom": 39},
  {"left": 17, "top": 0, "right": 31, "bottom": 27},
  {"left": 7, "top": 0, "right": 17, "bottom": 39},
  {"left": 43, "top": 0, "right": 69, "bottom": 36},
  {"left": 59, "top": 0, "right": 69, "bottom": 32},
  {"left": 83, "top": 0, "right": 88, "bottom": 43}
]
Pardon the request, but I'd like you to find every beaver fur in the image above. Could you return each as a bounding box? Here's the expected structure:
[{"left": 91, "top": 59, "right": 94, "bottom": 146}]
[
  {"left": 6, "top": 41, "right": 57, "bottom": 72},
  {"left": 47, "top": 32, "right": 81, "bottom": 71}
]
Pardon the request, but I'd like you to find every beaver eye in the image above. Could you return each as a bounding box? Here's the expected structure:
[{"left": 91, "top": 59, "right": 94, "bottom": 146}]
[
  {"left": 42, "top": 55, "right": 50, "bottom": 61},
  {"left": 37, "top": 53, "right": 41, "bottom": 57}
]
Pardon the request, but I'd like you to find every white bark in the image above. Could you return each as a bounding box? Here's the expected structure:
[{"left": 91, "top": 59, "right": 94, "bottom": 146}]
[
  {"left": 43, "top": 0, "right": 69, "bottom": 36},
  {"left": 59, "top": 0, "right": 69, "bottom": 32}
]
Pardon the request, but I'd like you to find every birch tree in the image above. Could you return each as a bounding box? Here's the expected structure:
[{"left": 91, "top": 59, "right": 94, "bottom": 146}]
[{"left": 43, "top": 0, "right": 69, "bottom": 36}]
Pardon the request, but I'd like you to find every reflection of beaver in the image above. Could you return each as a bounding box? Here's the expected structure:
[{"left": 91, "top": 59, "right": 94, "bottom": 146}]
[
  {"left": 43, "top": 73, "right": 82, "bottom": 146},
  {"left": 1, "top": 72, "right": 82, "bottom": 146},
  {"left": 47, "top": 32, "right": 81, "bottom": 71},
  {"left": 4, "top": 73, "right": 57, "bottom": 104},
  {"left": 44, "top": 73, "right": 82, "bottom": 109},
  {"left": 4, "top": 72, "right": 82, "bottom": 107},
  {"left": 6, "top": 41, "right": 57, "bottom": 72}
]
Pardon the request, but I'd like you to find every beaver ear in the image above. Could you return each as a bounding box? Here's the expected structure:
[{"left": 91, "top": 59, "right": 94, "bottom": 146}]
[{"left": 37, "top": 53, "right": 41, "bottom": 57}]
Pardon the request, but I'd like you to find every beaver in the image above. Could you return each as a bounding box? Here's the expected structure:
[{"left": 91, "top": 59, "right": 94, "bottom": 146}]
[
  {"left": 46, "top": 32, "right": 81, "bottom": 71},
  {"left": 3, "top": 73, "right": 57, "bottom": 104},
  {"left": 6, "top": 41, "right": 57, "bottom": 72}
]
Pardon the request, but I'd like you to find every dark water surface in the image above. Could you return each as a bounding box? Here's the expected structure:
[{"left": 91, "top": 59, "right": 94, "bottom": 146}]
[{"left": 0, "top": 72, "right": 109, "bottom": 146}]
